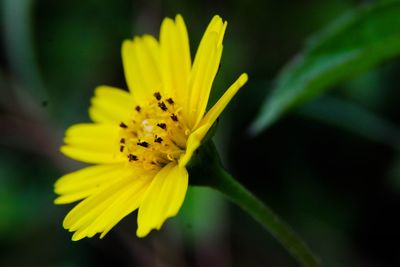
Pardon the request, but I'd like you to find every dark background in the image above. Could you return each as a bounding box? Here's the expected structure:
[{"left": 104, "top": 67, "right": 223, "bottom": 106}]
[{"left": 1, "top": 0, "right": 400, "bottom": 266}]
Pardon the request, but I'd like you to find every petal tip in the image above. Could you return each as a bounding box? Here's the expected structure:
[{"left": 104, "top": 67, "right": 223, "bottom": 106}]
[
  {"left": 161, "top": 17, "right": 175, "bottom": 28},
  {"left": 71, "top": 232, "right": 85, "bottom": 241},
  {"left": 99, "top": 231, "right": 109, "bottom": 239},
  {"left": 54, "top": 197, "right": 62, "bottom": 205},
  {"left": 239, "top": 73, "right": 249, "bottom": 86},
  {"left": 175, "top": 14, "right": 184, "bottom": 21},
  {"left": 122, "top": 39, "right": 133, "bottom": 49},
  {"left": 211, "top": 15, "right": 222, "bottom": 22},
  {"left": 59, "top": 145, "right": 68, "bottom": 154},
  {"left": 136, "top": 227, "right": 150, "bottom": 238}
]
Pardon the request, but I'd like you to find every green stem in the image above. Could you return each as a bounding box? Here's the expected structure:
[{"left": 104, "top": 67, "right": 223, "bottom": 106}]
[
  {"left": 210, "top": 167, "right": 320, "bottom": 267},
  {"left": 189, "top": 141, "right": 320, "bottom": 267}
]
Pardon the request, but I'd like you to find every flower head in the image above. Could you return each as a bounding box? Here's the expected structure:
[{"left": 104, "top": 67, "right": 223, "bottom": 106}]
[{"left": 55, "top": 14, "right": 248, "bottom": 240}]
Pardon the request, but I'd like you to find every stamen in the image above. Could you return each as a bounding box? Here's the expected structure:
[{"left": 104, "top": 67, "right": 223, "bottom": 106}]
[
  {"left": 157, "top": 123, "right": 167, "bottom": 130},
  {"left": 137, "top": 141, "right": 149, "bottom": 148},
  {"left": 154, "top": 92, "right": 162, "bottom": 101},
  {"left": 171, "top": 114, "right": 178, "bottom": 122},
  {"left": 158, "top": 102, "right": 168, "bottom": 111},
  {"left": 119, "top": 94, "right": 189, "bottom": 168},
  {"left": 128, "top": 154, "right": 138, "bottom": 161}
]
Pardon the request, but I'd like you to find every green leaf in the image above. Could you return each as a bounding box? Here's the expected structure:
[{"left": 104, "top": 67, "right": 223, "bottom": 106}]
[
  {"left": 251, "top": 1, "right": 400, "bottom": 134},
  {"left": 297, "top": 95, "right": 400, "bottom": 150},
  {"left": 189, "top": 142, "right": 320, "bottom": 267}
]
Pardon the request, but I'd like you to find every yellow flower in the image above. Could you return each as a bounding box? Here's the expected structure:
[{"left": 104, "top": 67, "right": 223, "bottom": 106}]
[{"left": 54, "top": 14, "right": 248, "bottom": 240}]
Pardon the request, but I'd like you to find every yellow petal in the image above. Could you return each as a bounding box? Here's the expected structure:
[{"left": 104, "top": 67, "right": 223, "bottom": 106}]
[
  {"left": 200, "top": 73, "right": 248, "bottom": 129},
  {"left": 89, "top": 86, "right": 134, "bottom": 123},
  {"left": 76, "top": 175, "right": 152, "bottom": 240},
  {"left": 159, "top": 15, "right": 191, "bottom": 122},
  {"left": 122, "top": 35, "right": 162, "bottom": 102},
  {"left": 94, "top": 173, "right": 151, "bottom": 239},
  {"left": 63, "top": 172, "right": 132, "bottom": 230},
  {"left": 54, "top": 164, "right": 127, "bottom": 204},
  {"left": 178, "top": 123, "right": 211, "bottom": 167},
  {"left": 204, "top": 15, "right": 228, "bottom": 46},
  {"left": 179, "top": 74, "right": 247, "bottom": 167},
  {"left": 63, "top": 167, "right": 155, "bottom": 241},
  {"left": 61, "top": 123, "right": 124, "bottom": 164},
  {"left": 187, "top": 15, "right": 227, "bottom": 129},
  {"left": 136, "top": 162, "right": 188, "bottom": 237}
]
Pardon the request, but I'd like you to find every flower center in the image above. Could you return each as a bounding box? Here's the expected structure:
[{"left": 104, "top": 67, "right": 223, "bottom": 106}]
[{"left": 118, "top": 92, "right": 190, "bottom": 169}]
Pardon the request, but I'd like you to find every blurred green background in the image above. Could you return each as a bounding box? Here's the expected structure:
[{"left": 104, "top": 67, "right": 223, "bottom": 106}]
[{"left": 1, "top": 0, "right": 400, "bottom": 266}]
